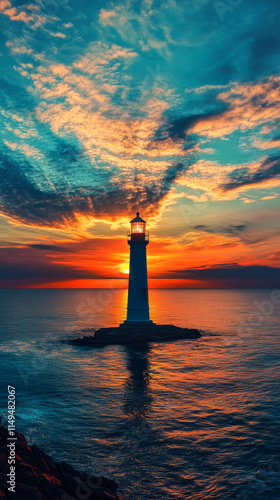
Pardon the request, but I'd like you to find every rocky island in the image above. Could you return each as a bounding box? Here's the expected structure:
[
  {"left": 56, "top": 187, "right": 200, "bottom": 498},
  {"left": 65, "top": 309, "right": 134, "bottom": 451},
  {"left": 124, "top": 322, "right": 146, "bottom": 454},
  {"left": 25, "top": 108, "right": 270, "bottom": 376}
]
[
  {"left": 0, "top": 425, "right": 123, "bottom": 500},
  {"left": 72, "top": 322, "right": 201, "bottom": 347}
]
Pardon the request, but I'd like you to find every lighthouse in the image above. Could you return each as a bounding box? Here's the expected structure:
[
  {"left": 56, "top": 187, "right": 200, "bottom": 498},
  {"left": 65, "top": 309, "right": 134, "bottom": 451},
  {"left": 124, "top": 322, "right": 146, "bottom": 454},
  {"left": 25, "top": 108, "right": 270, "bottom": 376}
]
[
  {"left": 124, "top": 212, "right": 152, "bottom": 323},
  {"left": 72, "top": 211, "right": 201, "bottom": 344}
]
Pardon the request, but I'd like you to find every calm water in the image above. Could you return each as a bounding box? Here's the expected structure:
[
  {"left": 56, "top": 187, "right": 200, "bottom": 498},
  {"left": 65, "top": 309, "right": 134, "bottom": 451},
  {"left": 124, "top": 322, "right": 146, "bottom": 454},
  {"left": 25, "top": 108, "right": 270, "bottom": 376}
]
[{"left": 0, "top": 289, "right": 280, "bottom": 500}]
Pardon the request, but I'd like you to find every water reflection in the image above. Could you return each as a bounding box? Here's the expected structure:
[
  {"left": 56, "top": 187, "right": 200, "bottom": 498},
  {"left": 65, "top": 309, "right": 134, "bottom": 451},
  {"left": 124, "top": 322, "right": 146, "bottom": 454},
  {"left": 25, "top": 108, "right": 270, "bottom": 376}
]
[
  {"left": 123, "top": 344, "right": 152, "bottom": 418},
  {"left": 2, "top": 289, "right": 279, "bottom": 500}
]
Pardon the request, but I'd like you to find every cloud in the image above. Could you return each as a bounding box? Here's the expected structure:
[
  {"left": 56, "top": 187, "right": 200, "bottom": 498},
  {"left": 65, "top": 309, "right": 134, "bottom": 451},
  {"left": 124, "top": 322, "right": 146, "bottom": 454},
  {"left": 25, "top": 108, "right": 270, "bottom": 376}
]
[
  {"left": 200, "top": 76, "right": 280, "bottom": 138},
  {"left": 158, "top": 76, "right": 280, "bottom": 140},
  {"left": 222, "top": 155, "right": 280, "bottom": 192},
  {"left": 169, "top": 264, "right": 280, "bottom": 288},
  {"left": 250, "top": 34, "right": 280, "bottom": 76},
  {"left": 98, "top": 1, "right": 171, "bottom": 56},
  {"left": 0, "top": 76, "right": 37, "bottom": 113},
  {"left": 73, "top": 42, "right": 138, "bottom": 76},
  {"left": 5, "top": 46, "right": 188, "bottom": 227},
  {"left": 31, "top": 54, "right": 180, "bottom": 173},
  {"left": 253, "top": 138, "right": 280, "bottom": 150},
  {"left": 4, "top": 140, "right": 43, "bottom": 160},
  {"left": 155, "top": 110, "right": 226, "bottom": 141},
  {"left": 1, "top": 0, "right": 280, "bottom": 242},
  {"left": 3, "top": 58, "right": 279, "bottom": 227},
  {"left": 193, "top": 224, "right": 247, "bottom": 235},
  {"left": 260, "top": 194, "right": 278, "bottom": 201},
  {"left": 0, "top": 0, "right": 44, "bottom": 24},
  {"left": 28, "top": 243, "right": 70, "bottom": 252},
  {"left": 177, "top": 155, "right": 280, "bottom": 201},
  {"left": 6, "top": 42, "right": 33, "bottom": 54},
  {"left": 0, "top": 253, "right": 101, "bottom": 286},
  {"left": 0, "top": 143, "right": 188, "bottom": 227},
  {"left": 99, "top": 9, "right": 116, "bottom": 24},
  {"left": 0, "top": 237, "right": 127, "bottom": 286},
  {"left": 47, "top": 31, "right": 67, "bottom": 39}
]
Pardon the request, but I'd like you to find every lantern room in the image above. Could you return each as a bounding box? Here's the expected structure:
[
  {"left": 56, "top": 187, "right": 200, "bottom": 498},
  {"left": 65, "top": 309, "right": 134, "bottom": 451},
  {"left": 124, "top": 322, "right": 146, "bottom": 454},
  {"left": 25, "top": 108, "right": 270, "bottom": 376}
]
[
  {"left": 131, "top": 212, "right": 146, "bottom": 233},
  {"left": 128, "top": 212, "right": 149, "bottom": 242}
]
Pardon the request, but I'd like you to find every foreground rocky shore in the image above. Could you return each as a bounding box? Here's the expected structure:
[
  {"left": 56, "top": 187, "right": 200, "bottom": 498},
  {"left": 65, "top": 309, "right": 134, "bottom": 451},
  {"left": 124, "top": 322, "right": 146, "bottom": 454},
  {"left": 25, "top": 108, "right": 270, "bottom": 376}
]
[
  {"left": 0, "top": 425, "right": 123, "bottom": 500},
  {"left": 72, "top": 323, "right": 201, "bottom": 347}
]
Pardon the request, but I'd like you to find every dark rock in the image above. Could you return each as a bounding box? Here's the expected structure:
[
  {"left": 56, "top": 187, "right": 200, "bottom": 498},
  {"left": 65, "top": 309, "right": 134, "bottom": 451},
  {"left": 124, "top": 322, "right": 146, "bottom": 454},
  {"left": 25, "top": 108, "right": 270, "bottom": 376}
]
[
  {"left": 0, "top": 455, "right": 8, "bottom": 474},
  {"left": 0, "top": 483, "right": 7, "bottom": 499},
  {"left": 80, "top": 474, "right": 119, "bottom": 495},
  {"left": 87, "top": 487, "right": 122, "bottom": 499},
  {"left": 72, "top": 323, "right": 201, "bottom": 347},
  {"left": 15, "top": 483, "right": 44, "bottom": 500},
  {"left": 16, "top": 463, "right": 41, "bottom": 490},
  {"left": 100, "top": 477, "right": 118, "bottom": 493},
  {"left": 0, "top": 426, "right": 8, "bottom": 439},
  {"left": 57, "top": 460, "right": 80, "bottom": 477},
  {"left": 30, "top": 444, "right": 59, "bottom": 476},
  {"left": 58, "top": 470, "right": 80, "bottom": 495},
  {"left": 36, "top": 473, "right": 65, "bottom": 499},
  {"left": 0, "top": 425, "right": 124, "bottom": 500},
  {"left": 16, "top": 433, "right": 33, "bottom": 455}
]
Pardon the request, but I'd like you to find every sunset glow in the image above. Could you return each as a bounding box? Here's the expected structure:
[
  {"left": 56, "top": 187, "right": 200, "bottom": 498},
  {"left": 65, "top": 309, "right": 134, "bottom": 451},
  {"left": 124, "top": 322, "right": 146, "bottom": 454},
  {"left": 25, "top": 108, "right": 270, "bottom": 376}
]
[{"left": 0, "top": 0, "right": 279, "bottom": 288}]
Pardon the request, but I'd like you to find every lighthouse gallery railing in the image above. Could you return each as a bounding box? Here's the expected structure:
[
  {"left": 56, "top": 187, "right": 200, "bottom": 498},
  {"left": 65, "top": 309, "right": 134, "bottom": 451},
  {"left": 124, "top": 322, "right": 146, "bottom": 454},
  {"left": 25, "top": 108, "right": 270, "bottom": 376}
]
[{"left": 127, "top": 231, "right": 149, "bottom": 242}]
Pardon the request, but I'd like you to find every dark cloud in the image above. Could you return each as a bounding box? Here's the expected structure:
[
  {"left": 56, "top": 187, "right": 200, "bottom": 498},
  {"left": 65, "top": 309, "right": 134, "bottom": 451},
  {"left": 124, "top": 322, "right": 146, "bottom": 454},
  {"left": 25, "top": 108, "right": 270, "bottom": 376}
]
[
  {"left": 250, "top": 34, "right": 280, "bottom": 75},
  {"left": 0, "top": 261, "right": 95, "bottom": 282},
  {"left": 48, "top": 141, "right": 86, "bottom": 168},
  {"left": 202, "top": 0, "right": 280, "bottom": 83},
  {"left": 0, "top": 257, "right": 102, "bottom": 286},
  {"left": 0, "top": 244, "right": 107, "bottom": 286},
  {"left": 230, "top": 224, "right": 247, "bottom": 232},
  {"left": 158, "top": 114, "right": 205, "bottom": 141},
  {"left": 0, "top": 150, "right": 78, "bottom": 227},
  {"left": 169, "top": 264, "right": 280, "bottom": 288},
  {"left": 193, "top": 224, "right": 247, "bottom": 235},
  {"left": 155, "top": 108, "right": 226, "bottom": 142},
  {"left": 217, "top": 63, "right": 236, "bottom": 78},
  {"left": 28, "top": 244, "right": 70, "bottom": 252},
  {"left": 222, "top": 155, "right": 280, "bottom": 192},
  {"left": 0, "top": 144, "right": 188, "bottom": 226},
  {"left": 160, "top": 162, "right": 187, "bottom": 185},
  {"left": 0, "top": 77, "right": 37, "bottom": 113}
]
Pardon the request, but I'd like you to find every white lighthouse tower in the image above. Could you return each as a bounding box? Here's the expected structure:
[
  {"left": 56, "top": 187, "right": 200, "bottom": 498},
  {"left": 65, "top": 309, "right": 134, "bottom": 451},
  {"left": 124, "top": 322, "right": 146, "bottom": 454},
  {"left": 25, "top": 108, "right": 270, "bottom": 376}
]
[{"left": 124, "top": 212, "right": 152, "bottom": 324}]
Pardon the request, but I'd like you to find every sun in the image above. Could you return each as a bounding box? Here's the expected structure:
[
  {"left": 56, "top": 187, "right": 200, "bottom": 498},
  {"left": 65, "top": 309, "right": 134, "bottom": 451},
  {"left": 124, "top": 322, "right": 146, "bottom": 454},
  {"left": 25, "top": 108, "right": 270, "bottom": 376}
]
[{"left": 119, "top": 263, "right": 129, "bottom": 275}]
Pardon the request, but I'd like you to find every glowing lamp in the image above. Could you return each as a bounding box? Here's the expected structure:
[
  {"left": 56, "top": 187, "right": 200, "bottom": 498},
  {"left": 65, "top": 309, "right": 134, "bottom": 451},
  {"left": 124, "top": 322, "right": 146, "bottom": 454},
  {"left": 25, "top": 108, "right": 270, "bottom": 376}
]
[{"left": 129, "top": 212, "right": 147, "bottom": 240}]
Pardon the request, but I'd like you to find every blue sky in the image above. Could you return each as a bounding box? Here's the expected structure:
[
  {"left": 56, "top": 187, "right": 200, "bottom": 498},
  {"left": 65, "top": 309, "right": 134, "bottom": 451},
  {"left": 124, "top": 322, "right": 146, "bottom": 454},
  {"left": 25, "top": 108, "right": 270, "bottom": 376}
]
[{"left": 0, "top": 0, "right": 279, "bottom": 287}]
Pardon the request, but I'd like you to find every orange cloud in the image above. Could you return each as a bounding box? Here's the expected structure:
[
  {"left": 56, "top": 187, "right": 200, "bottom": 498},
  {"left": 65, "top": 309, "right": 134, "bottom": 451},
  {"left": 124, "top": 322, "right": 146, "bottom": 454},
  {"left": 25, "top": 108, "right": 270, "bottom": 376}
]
[
  {"left": 190, "top": 76, "right": 280, "bottom": 138},
  {"left": 0, "top": 0, "right": 44, "bottom": 23},
  {"left": 253, "top": 138, "right": 280, "bottom": 150},
  {"left": 23, "top": 53, "right": 186, "bottom": 196},
  {"left": 177, "top": 157, "right": 280, "bottom": 200}
]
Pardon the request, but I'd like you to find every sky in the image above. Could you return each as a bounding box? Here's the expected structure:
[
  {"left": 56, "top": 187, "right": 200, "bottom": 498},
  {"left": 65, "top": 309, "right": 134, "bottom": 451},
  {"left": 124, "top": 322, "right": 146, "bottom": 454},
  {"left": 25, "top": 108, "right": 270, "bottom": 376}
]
[{"left": 0, "top": 0, "right": 279, "bottom": 288}]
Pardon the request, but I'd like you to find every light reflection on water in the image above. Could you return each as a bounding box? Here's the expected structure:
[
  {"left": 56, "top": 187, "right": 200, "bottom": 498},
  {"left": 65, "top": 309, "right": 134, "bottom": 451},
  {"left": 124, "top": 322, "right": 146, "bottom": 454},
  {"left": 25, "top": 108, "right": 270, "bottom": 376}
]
[{"left": 0, "top": 289, "right": 280, "bottom": 500}]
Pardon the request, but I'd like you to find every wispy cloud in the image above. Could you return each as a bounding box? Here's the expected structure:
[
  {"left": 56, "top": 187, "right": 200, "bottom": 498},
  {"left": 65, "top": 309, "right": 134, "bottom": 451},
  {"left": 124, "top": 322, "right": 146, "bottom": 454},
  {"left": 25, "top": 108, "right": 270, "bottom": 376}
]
[
  {"left": 158, "top": 76, "right": 280, "bottom": 141},
  {"left": 176, "top": 154, "right": 280, "bottom": 201}
]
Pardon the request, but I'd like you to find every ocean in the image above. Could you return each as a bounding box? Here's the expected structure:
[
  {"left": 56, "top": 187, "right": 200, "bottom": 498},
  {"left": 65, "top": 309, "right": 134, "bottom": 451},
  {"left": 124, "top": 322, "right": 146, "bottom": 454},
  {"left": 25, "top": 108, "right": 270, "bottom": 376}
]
[{"left": 0, "top": 289, "right": 280, "bottom": 500}]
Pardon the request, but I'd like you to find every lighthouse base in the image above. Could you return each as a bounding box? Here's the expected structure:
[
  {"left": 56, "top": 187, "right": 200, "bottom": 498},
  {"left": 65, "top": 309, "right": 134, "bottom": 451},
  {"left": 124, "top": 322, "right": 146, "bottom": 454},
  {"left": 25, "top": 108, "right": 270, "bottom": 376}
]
[
  {"left": 121, "top": 320, "right": 155, "bottom": 326},
  {"left": 71, "top": 323, "right": 201, "bottom": 347}
]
